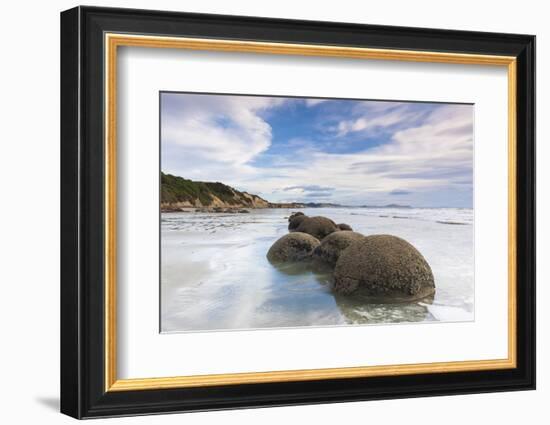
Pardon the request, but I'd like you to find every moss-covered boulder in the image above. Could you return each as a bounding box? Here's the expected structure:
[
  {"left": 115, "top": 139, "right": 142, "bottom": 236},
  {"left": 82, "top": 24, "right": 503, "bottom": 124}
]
[
  {"left": 312, "top": 231, "right": 365, "bottom": 267},
  {"left": 333, "top": 235, "right": 435, "bottom": 301},
  {"left": 267, "top": 232, "right": 320, "bottom": 263},
  {"left": 294, "top": 216, "right": 339, "bottom": 240}
]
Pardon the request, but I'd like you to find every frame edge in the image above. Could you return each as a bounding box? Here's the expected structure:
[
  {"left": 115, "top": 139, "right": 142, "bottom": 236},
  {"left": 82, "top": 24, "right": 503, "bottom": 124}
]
[
  {"left": 60, "top": 5, "right": 83, "bottom": 420},
  {"left": 515, "top": 34, "right": 536, "bottom": 391}
]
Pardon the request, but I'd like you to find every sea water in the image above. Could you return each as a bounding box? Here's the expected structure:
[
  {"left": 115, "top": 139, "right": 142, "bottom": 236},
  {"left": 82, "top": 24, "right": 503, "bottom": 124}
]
[{"left": 161, "top": 208, "right": 474, "bottom": 332}]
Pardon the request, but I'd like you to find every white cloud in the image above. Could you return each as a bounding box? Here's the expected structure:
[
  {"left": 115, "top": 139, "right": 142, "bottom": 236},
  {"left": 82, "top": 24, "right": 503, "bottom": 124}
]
[
  {"left": 161, "top": 93, "right": 290, "bottom": 185},
  {"left": 162, "top": 94, "right": 283, "bottom": 166},
  {"left": 304, "top": 99, "right": 328, "bottom": 107},
  {"left": 333, "top": 101, "right": 427, "bottom": 137}
]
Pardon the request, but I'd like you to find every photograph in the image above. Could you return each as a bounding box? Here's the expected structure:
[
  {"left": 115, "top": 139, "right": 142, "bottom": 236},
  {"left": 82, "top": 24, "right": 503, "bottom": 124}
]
[{"left": 160, "top": 92, "right": 474, "bottom": 332}]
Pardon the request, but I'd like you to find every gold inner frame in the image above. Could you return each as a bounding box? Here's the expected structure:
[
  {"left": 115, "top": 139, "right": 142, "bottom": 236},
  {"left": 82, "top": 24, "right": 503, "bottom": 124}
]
[{"left": 104, "top": 33, "right": 517, "bottom": 392}]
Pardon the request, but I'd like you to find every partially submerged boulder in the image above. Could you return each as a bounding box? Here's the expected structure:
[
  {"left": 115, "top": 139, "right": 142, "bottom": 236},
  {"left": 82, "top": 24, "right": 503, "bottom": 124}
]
[
  {"left": 312, "top": 231, "right": 365, "bottom": 267},
  {"left": 288, "top": 214, "right": 308, "bottom": 231},
  {"left": 267, "top": 232, "right": 320, "bottom": 263},
  {"left": 337, "top": 223, "right": 353, "bottom": 231},
  {"left": 333, "top": 235, "right": 435, "bottom": 301},
  {"left": 295, "top": 216, "right": 339, "bottom": 240}
]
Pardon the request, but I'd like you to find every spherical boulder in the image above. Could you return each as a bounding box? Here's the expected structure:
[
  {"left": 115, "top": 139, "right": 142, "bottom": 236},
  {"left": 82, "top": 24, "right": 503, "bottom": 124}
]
[
  {"left": 288, "top": 214, "right": 308, "bottom": 231},
  {"left": 312, "top": 231, "right": 365, "bottom": 267},
  {"left": 267, "top": 232, "right": 320, "bottom": 263},
  {"left": 294, "top": 216, "right": 339, "bottom": 240},
  {"left": 288, "top": 212, "right": 305, "bottom": 221},
  {"left": 337, "top": 223, "right": 353, "bottom": 231},
  {"left": 333, "top": 235, "right": 435, "bottom": 300}
]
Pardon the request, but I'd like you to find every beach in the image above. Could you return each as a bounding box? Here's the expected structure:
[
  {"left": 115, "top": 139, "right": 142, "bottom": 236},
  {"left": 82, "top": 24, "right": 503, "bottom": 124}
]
[{"left": 161, "top": 207, "right": 474, "bottom": 333}]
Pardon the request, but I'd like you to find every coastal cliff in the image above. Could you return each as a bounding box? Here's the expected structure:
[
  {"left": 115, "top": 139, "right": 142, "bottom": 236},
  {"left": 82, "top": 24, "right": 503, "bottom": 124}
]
[{"left": 161, "top": 172, "right": 271, "bottom": 211}]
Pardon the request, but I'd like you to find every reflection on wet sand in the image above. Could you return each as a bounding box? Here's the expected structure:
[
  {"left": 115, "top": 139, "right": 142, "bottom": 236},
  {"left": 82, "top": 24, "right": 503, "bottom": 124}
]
[
  {"left": 333, "top": 293, "right": 435, "bottom": 324},
  {"left": 269, "top": 261, "right": 332, "bottom": 285}
]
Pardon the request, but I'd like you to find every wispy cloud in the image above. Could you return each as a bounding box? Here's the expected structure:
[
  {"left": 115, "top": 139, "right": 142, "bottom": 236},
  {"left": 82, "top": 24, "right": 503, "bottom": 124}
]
[
  {"left": 283, "top": 185, "right": 334, "bottom": 192},
  {"left": 279, "top": 185, "right": 335, "bottom": 201},
  {"left": 161, "top": 93, "right": 285, "bottom": 179},
  {"left": 304, "top": 99, "right": 329, "bottom": 107}
]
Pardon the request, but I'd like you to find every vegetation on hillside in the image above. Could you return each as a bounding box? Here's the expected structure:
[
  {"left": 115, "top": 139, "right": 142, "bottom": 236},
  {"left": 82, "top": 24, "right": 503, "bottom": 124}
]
[{"left": 161, "top": 172, "right": 265, "bottom": 206}]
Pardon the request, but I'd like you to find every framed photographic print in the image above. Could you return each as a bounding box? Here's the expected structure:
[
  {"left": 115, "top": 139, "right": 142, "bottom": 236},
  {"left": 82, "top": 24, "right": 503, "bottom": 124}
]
[{"left": 60, "top": 6, "right": 536, "bottom": 419}]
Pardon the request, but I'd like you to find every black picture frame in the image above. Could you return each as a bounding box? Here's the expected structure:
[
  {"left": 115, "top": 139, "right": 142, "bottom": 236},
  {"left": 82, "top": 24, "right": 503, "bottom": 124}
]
[{"left": 61, "top": 5, "right": 535, "bottom": 419}]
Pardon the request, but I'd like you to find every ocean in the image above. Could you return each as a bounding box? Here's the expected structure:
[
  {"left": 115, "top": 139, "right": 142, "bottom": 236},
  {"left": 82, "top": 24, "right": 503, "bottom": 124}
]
[{"left": 160, "top": 207, "right": 474, "bottom": 333}]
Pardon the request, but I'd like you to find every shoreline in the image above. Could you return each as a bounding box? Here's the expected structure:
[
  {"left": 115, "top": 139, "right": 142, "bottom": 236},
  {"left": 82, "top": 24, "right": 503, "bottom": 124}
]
[
  {"left": 161, "top": 206, "right": 474, "bottom": 213},
  {"left": 160, "top": 204, "right": 340, "bottom": 213}
]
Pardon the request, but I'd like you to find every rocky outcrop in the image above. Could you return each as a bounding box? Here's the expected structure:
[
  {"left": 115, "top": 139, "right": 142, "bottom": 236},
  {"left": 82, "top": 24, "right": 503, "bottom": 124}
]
[{"left": 333, "top": 235, "right": 435, "bottom": 301}]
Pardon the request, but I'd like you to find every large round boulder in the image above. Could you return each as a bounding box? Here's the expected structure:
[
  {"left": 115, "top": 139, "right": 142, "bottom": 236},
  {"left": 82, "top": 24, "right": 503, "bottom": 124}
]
[
  {"left": 333, "top": 235, "right": 435, "bottom": 300},
  {"left": 267, "top": 232, "right": 320, "bottom": 263},
  {"left": 288, "top": 214, "right": 308, "bottom": 231},
  {"left": 312, "top": 231, "right": 365, "bottom": 267},
  {"left": 295, "top": 216, "right": 339, "bottom": 240},
  {"left": 337, "top": 223, "right": 353, "bottom": 231}
]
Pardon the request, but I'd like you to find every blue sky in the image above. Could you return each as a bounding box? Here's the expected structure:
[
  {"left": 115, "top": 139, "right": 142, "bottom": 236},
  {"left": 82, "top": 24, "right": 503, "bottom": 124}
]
[{"left": 161, "top": 93, "right": 473, "bottom": 207}]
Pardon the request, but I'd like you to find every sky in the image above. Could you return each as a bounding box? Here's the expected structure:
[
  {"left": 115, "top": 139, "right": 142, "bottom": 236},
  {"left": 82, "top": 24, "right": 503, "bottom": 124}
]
[{"left": 161, "top": 92, "right": 473, "bottom": 208}]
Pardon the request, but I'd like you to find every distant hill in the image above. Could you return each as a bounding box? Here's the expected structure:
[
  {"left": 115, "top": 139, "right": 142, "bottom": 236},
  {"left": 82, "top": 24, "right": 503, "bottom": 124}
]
[
  {"left": 361, "top": 203, "right": 412, "bottom": 209},
  {"left": 161, "top": 173, "right": 270, "bottom": 210}
]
